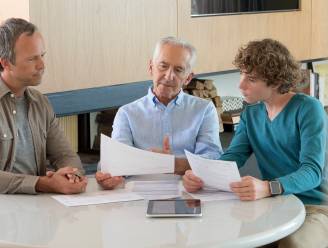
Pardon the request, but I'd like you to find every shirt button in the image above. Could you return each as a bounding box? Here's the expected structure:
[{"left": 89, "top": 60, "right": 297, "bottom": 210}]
[
  {"left": 13, "top": 110, "right": 16, "bottom": 115},
  {"left": 3, "top": 134, "right": 7, "bottom": 138},
  {"left": 10, "top": 94, "right": 14, "bottom": 98}
]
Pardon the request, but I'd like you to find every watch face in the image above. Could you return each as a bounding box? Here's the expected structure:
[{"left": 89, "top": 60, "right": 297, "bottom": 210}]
[{"left": 270, "top": 181, "right": 282, "bottom": 195}]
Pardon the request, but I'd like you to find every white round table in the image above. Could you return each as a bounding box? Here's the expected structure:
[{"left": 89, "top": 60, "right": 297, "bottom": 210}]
[{"left": 0, "top": 178, "right": 305, "bottom": 248}]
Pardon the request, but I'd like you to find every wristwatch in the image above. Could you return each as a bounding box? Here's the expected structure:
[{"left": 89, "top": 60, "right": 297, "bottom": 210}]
[{"left": 269, "top": 180, "right": 283, "bottom": 196}]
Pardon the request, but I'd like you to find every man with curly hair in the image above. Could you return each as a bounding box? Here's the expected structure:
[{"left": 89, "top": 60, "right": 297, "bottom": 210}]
[{"left": 183, "top": 38, "right": 328, "bottom": 247}]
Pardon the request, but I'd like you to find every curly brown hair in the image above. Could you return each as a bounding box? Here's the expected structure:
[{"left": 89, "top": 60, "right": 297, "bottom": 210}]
[{"left": 233, "top": 38, "right": 302, "bottom": 94}]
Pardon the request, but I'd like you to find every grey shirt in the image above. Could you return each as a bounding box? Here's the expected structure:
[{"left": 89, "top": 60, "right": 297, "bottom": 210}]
[{"left": 12, "top": 96, "right": 37, "bottom": 175}]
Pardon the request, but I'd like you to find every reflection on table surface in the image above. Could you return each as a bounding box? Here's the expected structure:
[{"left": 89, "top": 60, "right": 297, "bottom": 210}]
[{"left": 0, "top": 178, "right": 305, "bottom": 248}]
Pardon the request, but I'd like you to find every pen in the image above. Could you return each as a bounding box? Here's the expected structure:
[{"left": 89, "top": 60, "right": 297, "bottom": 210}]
[
  {"left": 72, "top": 171, "right": 83, "bottom": 179},
  {"left": 66, "top": 171, "right": 83, "bottom": 180}
]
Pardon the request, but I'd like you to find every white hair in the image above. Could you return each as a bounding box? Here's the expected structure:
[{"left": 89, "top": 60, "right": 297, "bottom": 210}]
[{"left": 152, "top": 36, "right": 197, "bottom": 71}]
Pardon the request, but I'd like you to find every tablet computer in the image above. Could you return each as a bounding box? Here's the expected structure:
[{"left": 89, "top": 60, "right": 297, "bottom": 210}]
[{"left": 146, "top": 199, "right": 202, "bottom": 217}]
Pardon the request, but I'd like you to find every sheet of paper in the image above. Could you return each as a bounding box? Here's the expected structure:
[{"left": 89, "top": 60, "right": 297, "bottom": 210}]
[
  {"left": 52, "top": 189, "right": 144, "bottom": 207},
  {"left": 185, "top": 150, "right": 241, "bottom": 192},
  {"left": 100, "top": 134, "right": 174, "bottom": 176},
  {"left": 186, "top": 189, "right": 238, "bottom": 202},
  {"left": 126, "top": 180, "right": 181, "bottom": 200}
]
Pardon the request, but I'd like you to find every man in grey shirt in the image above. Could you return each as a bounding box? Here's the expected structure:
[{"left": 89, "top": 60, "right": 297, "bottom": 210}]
[{"left": 0, "top": 18, "right": 87, "bottom": 194}]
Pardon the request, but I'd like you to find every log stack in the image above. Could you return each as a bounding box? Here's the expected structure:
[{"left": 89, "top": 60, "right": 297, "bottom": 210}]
[{"left": 184, "top": 78, "right": 224, "bottom": 132}]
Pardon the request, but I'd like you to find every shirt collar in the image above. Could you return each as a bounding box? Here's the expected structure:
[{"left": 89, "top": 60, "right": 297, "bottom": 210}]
[
  {"left": 0, "top": 76, "right": 12, "bottom": 99},
  {"left": 0, "top": 76, "right": 37, "bottom": 102},
  {"left": 24, "top": 88, "right": 37, "bottom": 102},
  {"left": 147, "top": 87, "right": 185, "bottom": 107}
]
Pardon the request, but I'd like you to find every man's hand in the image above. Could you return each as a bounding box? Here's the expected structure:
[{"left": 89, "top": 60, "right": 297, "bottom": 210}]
[
  {"left": 230, "top": 176, "right": 271, "bottom": 201},
  {"left": 149, "top": 136, "right": 171, "bottom": 154},
  {"left": 36, "top": 167, "right": 88, "bottom": 194},
  {"left": 182, "top": 170, "right": 203, "bottom": 192},
  {"left": 46, "top": 169, "right": 82, "bottom": 183},
  {"left": 149, "top": 136, "right": 190, "bottom": 175},
  {"left": 95, "top": 171, "right": 124, "bottom": 190}
]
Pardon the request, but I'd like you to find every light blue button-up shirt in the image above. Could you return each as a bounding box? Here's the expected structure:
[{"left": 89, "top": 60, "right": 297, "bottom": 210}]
[{"left": 112, "top": 88, "right": 223, "bottom": 159}]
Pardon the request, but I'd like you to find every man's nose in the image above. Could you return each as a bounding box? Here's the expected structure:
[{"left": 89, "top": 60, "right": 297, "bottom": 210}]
[
  {"left": 239, "top": 76, "right": 247, "bottom": 90},
  {"left": 164, "top": 68, "right": 175, "bottom": 81},
  {"left": 36, "top": 56, "right": 45, "bottom": 71}
]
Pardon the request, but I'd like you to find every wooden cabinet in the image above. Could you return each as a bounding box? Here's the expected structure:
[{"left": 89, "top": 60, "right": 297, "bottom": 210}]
[
  {"left": 178, "top": 0, "right": 312, "bottom": 74},
  {"left": 29, "top": 0, "right": 177, "bottom": 93},
  {"left": 311, "top": 0, "right": 328, "bottom": 59},
  {"left": 0, "top": 0, "right": 327, "bottom": 93}
]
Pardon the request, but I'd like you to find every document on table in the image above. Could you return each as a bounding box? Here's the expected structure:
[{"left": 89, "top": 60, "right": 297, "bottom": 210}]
[
  {"left": 126, "top": 180, "right": 181, "bottom": 200},
  {"left": 185, "top": 150, "right": 241, "bottom": 192},
  {"left": 186, "top": 189, "right": 238, "bottom": 202},
  {"left": 52, "top": 189, "right": 144, "bottom": 207},
  {"left": 100, "top": 134, "right": 174, "bottom": 176}
]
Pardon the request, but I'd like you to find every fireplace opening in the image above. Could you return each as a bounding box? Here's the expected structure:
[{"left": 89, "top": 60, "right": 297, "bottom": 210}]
[{"left": 77, "top": 107, "right": 119, "bottom": 175}]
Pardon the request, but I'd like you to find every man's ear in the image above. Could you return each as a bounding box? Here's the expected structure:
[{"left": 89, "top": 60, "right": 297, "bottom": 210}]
[
  {"left": 271, "top": 83, "right": 280, "bottom": 90},
  {"left": 148, "top": 59, "right": 153, "bottom": 76},
  {"left": 184, "top": 72, "right": 194, "bottom": 86},
  {"left": 0, "top": 58, "right": 11, "bottom": 71}
]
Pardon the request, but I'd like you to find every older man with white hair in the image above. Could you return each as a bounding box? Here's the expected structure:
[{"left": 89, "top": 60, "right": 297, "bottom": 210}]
[{"left": 96, "top": 36, "right": 223, "bottom": 189}]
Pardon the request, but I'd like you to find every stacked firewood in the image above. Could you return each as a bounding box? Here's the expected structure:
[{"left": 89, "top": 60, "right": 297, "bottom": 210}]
[{"left": 183, "top": 78, "right": 224, "bottom": 132}]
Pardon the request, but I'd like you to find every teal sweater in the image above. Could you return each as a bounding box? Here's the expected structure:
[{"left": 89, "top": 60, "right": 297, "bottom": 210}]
[{"left": 220, "top": 94, "right": 328, "bottom": 204}]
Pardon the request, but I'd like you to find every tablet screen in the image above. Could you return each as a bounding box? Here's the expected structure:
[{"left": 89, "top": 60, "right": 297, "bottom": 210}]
[{"left": 147, "top": 199, "right": 201, "bottom": 217}]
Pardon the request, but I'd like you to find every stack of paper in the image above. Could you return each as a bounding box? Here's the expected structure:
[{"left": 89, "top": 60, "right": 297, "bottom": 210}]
[
  {"left": 127, "top": 180, "right": 181, "bottom": 200},
  {"left": 187, "top": 190, "right": 238, "bottom": 202},
  {"left": 52, "top": 189, "right": 143, "bottom": 207}
]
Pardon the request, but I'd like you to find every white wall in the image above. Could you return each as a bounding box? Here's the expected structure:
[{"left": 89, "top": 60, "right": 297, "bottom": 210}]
[
  {"left": 200, "top": 72, "right": 242, "bottom": 97},
  {"left": 0, "top": 0, "right": 29, "bottom": 21}
]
